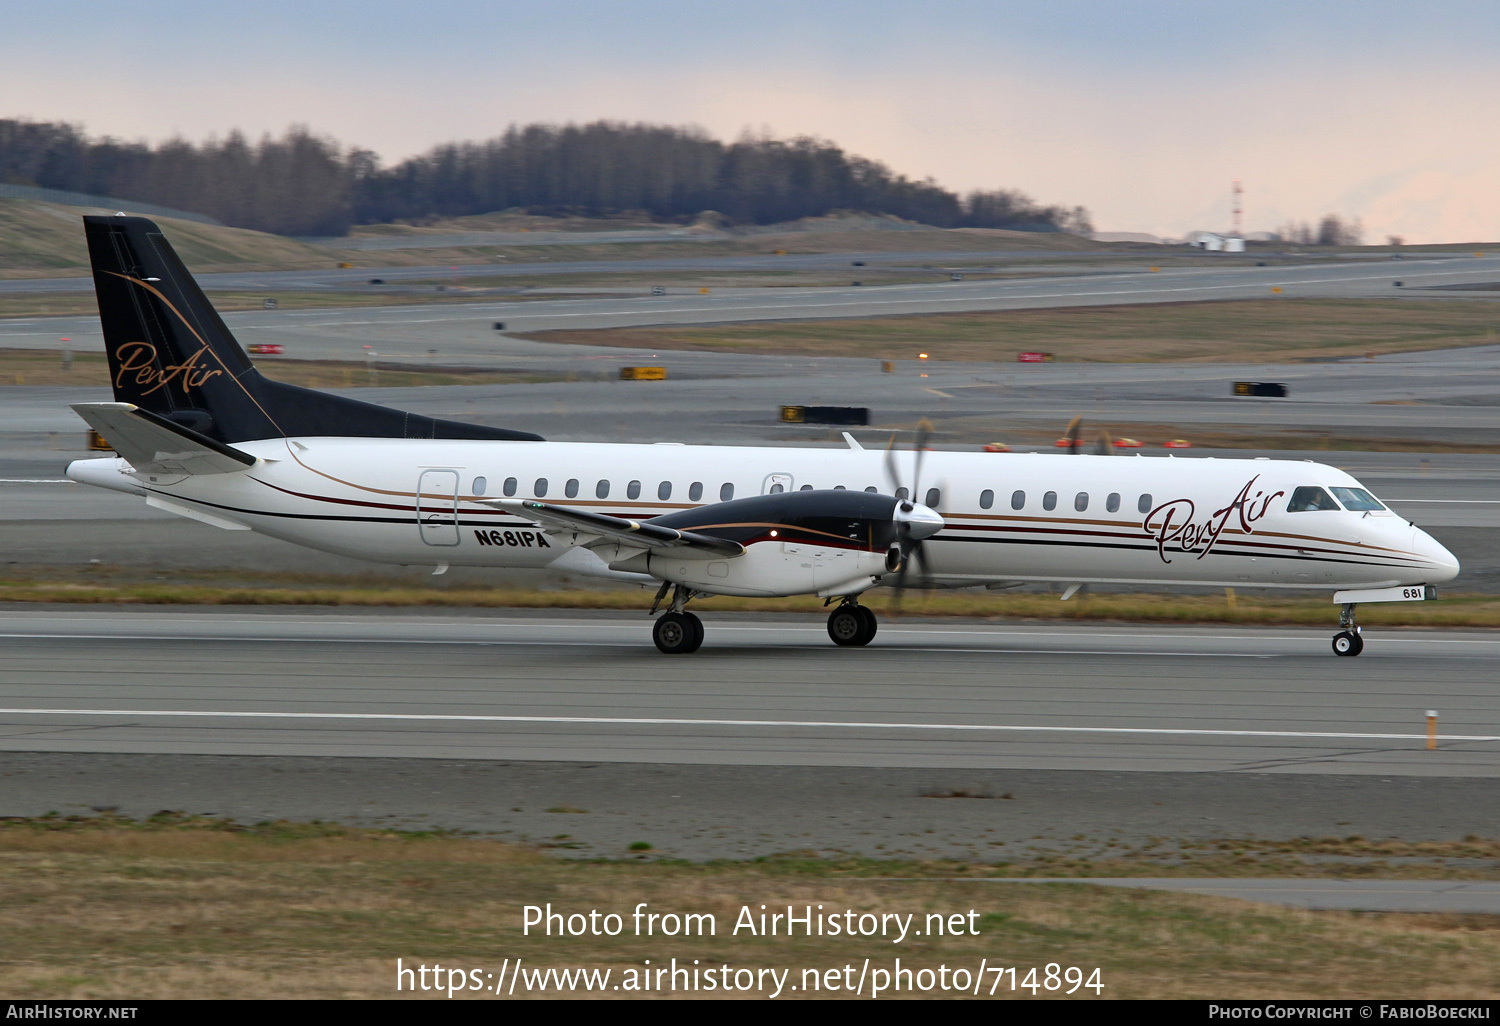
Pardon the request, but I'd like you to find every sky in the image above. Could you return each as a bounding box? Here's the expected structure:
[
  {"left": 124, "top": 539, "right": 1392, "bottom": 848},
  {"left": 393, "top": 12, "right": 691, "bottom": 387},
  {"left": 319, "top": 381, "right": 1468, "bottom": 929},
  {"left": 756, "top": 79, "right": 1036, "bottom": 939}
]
[{"left": 5, "top": 1, "right": 1500, "bottom": 243}]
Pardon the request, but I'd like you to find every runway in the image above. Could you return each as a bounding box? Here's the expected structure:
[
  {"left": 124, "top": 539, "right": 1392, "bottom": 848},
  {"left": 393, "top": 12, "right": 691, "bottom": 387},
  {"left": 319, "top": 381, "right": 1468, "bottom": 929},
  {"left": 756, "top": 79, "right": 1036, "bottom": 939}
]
[{"left": 1, "top": 610, "right": 1495, "bottom": 775}]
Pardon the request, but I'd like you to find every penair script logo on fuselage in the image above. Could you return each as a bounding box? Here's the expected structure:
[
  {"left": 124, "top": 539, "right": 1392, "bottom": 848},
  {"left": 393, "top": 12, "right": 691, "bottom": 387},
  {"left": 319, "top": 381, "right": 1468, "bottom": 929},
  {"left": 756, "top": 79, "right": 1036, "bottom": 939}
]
[
  {"left": 113, "top": 341, "right": 226, "bottom": 396},
  {"left": 1143, "top": 475, "right": 1286, "bottom": 563}
]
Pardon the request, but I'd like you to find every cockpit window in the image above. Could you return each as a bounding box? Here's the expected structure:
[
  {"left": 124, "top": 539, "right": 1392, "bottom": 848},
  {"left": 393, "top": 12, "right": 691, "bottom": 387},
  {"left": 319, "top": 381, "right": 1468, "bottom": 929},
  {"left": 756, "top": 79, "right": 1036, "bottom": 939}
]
[
  {"left": 1286, "top": 486, "right": 1341, "bottom": 512},
  {"left": 1330, "top": 486, "right": 1385, "bottom": 512}
]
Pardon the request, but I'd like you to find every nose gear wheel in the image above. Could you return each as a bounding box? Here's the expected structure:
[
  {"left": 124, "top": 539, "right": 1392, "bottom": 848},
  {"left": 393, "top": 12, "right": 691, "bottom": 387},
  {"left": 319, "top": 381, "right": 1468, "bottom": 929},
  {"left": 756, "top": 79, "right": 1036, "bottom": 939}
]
[{"left": 1332, "top": 602, "right": 1365, "bottom": 657}]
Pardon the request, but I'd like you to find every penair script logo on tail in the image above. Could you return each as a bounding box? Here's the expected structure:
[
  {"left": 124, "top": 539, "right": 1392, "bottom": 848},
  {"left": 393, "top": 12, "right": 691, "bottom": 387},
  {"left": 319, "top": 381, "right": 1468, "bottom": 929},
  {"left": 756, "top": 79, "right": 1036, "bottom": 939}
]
[
  {"left": 113, "top": 341, "right": 225, "bottom": 396},
  {"left": 1143, "top": 475, "right": 1285, "bottom": 563}
]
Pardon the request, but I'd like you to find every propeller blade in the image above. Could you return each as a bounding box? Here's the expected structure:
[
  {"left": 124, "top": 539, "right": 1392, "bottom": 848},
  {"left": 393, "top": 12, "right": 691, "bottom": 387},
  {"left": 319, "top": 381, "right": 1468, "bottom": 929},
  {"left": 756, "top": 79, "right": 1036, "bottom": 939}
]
[
  {"left": 1065, "top": 415, "right": 1082, "bottom": 454},
  {"left": 910, "top": 419, "right": 933, "bottom": 505},
  {"left": 883, "top": 433, "right": 900, "bottom": 493}
]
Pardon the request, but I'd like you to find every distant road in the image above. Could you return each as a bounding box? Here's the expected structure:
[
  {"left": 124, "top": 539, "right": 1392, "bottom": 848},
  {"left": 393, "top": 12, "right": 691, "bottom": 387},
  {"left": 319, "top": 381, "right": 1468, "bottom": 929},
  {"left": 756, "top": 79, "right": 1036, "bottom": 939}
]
[
  {"left": 0, "top": 249, "right": 1122, "bottom": 293},
  {"left": 5, "top": 250, "right": 1498, "bottom": 304}
]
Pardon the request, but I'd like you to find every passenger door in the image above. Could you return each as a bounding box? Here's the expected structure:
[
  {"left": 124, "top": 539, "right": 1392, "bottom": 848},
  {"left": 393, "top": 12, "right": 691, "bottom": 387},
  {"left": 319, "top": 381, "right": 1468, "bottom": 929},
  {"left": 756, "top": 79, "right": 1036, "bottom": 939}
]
[
  {"left": 417, "top": 469, "right": 460, "bottom": 547},
  {"left": 762, "top": 472, "right": 794, "bottom": 494}
]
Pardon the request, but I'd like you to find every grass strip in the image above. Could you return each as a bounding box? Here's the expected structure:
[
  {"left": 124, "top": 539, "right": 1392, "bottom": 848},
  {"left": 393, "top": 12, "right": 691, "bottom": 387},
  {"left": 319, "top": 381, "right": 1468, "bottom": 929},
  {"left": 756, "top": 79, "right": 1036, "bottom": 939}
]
[
  {"left": 0, "top": 348, "right": 555, "bottom": 388},
  {"left": 1, "top": 816, "right": 1497, "bottom": 999},
  {"left": 2, "top": 580, "right": 1498, "bottom": 627},
  {"left": 518, "top": 298, "right": 1500, "bottom": 364}
]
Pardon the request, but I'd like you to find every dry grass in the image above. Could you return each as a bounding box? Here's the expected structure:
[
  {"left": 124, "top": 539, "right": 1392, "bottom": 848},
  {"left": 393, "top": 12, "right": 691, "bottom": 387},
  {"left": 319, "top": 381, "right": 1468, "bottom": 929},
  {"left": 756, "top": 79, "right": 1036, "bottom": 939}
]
[
  {"left": 517, "top": 298, "right": 1500, "bottom": 364},
  {"left": 1, "top": 575, "right": 1496, "bottom": 628},
  {"left": 1, "top": 816, "right": 1497, "bottom": 999},
  {"left": 0, "top": 200, "right": 338, "bottom": 277},
  {"left": 0, "top": 349, "right": 551, "bottom": 388}
]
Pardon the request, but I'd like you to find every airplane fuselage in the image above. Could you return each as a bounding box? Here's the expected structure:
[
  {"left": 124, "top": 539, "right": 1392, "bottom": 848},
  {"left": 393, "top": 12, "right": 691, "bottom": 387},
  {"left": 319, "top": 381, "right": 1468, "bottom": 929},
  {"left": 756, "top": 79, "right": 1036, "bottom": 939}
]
[{"left": 69, "top": 438, "right": 1460, "bottom": 595}]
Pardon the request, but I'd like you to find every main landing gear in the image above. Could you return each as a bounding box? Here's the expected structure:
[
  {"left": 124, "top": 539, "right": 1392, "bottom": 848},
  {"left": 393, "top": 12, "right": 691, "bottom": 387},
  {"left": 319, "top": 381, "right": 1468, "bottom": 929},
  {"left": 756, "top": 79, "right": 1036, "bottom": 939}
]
[
  {"left": 649, "top": 585, "right": 880, "bottom": 654},
  {"left": 651, "top": 583, "right": 704, "bottom": 655},
  {"left": 653, "top": 610, "right": 703, "bottom": 654},
  {"left": 1332, "top": 602, "right": 1364, "bottom": 657},
  {"left": 827, "top": 599, "right": 878, "bottom": 647}
]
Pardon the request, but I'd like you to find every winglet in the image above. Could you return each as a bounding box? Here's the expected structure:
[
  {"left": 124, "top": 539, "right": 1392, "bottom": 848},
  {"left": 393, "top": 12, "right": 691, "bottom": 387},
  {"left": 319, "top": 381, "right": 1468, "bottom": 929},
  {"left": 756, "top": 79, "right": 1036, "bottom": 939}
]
[{"left": 842, "top": 431, "right": 865, "bottom": 450}]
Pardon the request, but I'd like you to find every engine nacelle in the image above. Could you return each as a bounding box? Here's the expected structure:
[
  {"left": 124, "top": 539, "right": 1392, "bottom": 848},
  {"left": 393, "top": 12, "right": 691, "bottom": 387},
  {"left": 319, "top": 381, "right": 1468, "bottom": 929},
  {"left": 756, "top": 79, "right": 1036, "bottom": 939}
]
[{"left": 641, "top": 542, "right": 889, "bottom": 597}]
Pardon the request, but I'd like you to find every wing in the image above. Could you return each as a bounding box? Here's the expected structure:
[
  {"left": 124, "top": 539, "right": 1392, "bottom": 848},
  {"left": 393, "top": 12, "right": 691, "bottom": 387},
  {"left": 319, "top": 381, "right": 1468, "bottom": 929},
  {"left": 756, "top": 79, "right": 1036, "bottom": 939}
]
[
  {"left": 482, "top": 499, "right": 744, "bottom": 558},
  {"left": 71, "top": 402, "right": 257, "bottom": 476}
]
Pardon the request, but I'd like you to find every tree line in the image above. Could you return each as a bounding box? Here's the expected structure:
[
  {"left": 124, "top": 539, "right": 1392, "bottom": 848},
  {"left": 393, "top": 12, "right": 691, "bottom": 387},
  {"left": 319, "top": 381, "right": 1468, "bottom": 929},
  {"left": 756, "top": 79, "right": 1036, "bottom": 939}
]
[
  {"left": 1274, "top": 214, "right": 1364, "bottom": 246},
  {"left": 0, "top": 118, "right": 1091, "bottom": 238}
]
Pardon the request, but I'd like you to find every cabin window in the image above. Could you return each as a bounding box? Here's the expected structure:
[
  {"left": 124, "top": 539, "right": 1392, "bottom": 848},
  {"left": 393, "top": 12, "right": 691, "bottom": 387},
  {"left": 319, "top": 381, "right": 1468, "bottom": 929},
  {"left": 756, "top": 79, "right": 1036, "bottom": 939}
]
[
  {"left": 1042, "top": 490, "right": 1057, "bottom": 511},
  {"left": 1330, "top": 486, "right": 1385, "bottom": 511},
  {"left": 1074, "top": 491, "right": 1089, "bottom": 512},
  {"left": 1011, "top": 490, "right": 1025, "bottom": 510},
  {"left": 534, "top": 478, "right": 548, "bottom": 497},
  {"left": 565, "top": 478, "right": 579, "bottom": 498},
  {"left": 503, "top": 477, "right": 517, "bottom": 497},
  {"left": 596, "top": 479, "right": 610, "bottom": 499},
  {"left": 1106, "top": 492, "right": 1121, "bottom": 513},
  {"left": 689, "top": 481, "right": 703, "bottom": 501},
  {"left": 800, "top": 483, "right": 813, "bottom": 491},
  {"left": 769, "top": 483, "right": 785, "bottom": 493},
  {"left": 980, "top": 489, "right": 994, "bottom": 509},
  {"left": 834, "top": 485, "right": 846, "bottom": 490},
  {"left": 925, "top": 487, "right": 941, "bottom": 508},
  {"left": 1287, "top": 486, "right": 1341, "bottom": 512},
  {"left": 658, "top": 481, "right": 672, "bottom": 500},
  {"left": 472, "top": 476, "right": 487, "bottom": 496},
  {"left": 627, "top": 480, "right": 641, "bottom": 500},
  {"left": 895, "top": 487, "right": 909, "bottom": 501},
  {"left": 864, "top": 486, "right": 878, "bottom": 493},
  {"left": 1137, "top": 493, "right": 1152, "bottom": 514},
  {"left": 720, "top": 482, "right": 734, "bottom": 501}
]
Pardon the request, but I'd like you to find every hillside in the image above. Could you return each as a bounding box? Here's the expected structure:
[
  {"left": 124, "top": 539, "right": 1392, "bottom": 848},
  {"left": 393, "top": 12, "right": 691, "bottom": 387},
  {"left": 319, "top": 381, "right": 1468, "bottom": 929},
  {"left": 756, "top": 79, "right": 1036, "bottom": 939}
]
[
  {"left": 0, "top": 202, "right": 1112, "bottom": 280},
  {"left": 0, "top": 199, "right": 341, "bottom": 279}
]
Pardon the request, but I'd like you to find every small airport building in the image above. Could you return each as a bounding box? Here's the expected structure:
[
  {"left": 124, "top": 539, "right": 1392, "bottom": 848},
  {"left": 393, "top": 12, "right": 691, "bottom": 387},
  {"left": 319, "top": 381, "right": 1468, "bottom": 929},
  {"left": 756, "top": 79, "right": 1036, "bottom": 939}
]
[{"left": 1186, "top": 231, "right": 1246, "bottom": 253}]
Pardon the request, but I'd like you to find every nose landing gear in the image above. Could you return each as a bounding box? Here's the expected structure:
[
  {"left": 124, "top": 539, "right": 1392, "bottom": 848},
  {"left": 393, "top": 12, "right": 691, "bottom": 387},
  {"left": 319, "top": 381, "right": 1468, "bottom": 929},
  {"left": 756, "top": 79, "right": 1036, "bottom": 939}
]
[
  {"left": 1332, "top": 602, "right": 1364, "bottom": 657},
  {"left": 827, "top": 600, "right": 878, "bottom": 647}
]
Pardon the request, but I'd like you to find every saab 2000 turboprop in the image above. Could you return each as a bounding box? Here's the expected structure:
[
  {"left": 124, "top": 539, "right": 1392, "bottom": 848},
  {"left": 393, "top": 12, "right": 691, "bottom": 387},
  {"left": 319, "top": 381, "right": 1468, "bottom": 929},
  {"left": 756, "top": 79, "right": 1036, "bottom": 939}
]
[{"left": 65, "top": 215, "right": 1458, "bottom": 655}]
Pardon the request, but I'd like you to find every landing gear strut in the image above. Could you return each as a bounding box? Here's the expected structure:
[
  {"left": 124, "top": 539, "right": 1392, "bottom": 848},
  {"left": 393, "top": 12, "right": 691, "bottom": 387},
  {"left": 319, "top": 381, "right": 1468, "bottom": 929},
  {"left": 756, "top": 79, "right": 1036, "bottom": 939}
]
[
  {"left": 827, "top": 599, "right": 877, "bottom": 647},
  {"left": 652, "top": 583, "right": 704, "bottom": 654},
  {"left": 1332, "top": 602, "right": 1364, "bottom": 657}
]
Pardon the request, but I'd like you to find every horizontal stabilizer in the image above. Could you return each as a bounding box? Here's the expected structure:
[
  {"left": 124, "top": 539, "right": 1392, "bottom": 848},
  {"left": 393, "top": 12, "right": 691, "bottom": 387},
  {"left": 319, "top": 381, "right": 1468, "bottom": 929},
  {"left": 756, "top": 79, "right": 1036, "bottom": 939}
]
[
  {"left": 71, "top": 402, "right": 257, "bottom": 476},
  {"left": 485, "top": 499, "right": 744, "bottom": 558}
]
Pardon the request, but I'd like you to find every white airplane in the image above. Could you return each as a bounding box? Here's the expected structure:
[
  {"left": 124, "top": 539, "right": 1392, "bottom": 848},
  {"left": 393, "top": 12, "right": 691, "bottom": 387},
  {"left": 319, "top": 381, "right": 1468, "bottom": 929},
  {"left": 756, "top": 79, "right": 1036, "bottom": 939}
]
[{"left": 65, "top": 215, "right": 1458, "bottom": 655}]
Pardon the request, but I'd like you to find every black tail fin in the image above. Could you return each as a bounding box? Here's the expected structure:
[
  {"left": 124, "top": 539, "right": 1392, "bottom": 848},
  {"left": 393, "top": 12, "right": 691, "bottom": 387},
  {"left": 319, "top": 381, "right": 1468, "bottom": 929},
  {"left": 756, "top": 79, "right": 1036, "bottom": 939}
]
[{"left": 84, "top": 215, "right": 542, "bottom": 443}]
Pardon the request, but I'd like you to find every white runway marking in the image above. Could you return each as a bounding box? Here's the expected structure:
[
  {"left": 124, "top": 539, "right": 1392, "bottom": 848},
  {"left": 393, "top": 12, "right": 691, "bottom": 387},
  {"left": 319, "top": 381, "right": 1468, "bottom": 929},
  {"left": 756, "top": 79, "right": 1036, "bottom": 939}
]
[
  {"left": 0, "top": 631, "right": 1270, "bottom": 657},
  {"left": 1, "top": 707, "right": 1497, "bottom": 744}
]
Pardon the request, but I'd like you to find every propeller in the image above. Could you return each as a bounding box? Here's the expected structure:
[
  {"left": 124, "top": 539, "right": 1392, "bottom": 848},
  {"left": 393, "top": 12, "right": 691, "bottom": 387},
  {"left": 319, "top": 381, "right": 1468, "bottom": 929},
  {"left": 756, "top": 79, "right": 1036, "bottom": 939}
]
[
  {"left": 1063, "top": 415, "right": 1083, "bottom": 454},
  {"left": 882, "top": 420, "right": 945, "bottom": 611}
]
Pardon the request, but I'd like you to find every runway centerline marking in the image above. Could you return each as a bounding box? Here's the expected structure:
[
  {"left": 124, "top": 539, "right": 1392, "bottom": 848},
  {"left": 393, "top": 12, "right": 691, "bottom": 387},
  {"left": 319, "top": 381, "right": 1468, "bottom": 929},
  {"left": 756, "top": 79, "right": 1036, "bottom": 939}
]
[{"left": 1, "top": 707, "right": 1497, "bottom": 744}]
